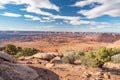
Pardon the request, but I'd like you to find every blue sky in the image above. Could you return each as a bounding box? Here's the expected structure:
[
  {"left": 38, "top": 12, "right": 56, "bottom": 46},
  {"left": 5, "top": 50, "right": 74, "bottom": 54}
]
[{"left": 0, "top": 0, "right": 120, "bottom": 32}]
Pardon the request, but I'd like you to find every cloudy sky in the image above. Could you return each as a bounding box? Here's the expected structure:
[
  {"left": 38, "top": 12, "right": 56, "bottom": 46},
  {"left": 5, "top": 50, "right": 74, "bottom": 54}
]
[{"left": 0, "top": 0, "right": 120, "bottom": 32}]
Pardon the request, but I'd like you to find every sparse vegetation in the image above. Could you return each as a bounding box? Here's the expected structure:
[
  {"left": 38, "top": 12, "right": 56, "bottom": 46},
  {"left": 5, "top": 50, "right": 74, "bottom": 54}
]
[
  {"left": 62, "top": 50, "right": 84, "bottom": 64},
  {"left": 81, "top": 47, "right": 120, "bottom": 67},
  {"left": 4, "top": 44, "right": 19, "bottom": 55},
  {"left": 62, "top": 56, "right": 75, "bottom": 64},
  {"left": 15, "top": 48, "right": 38, "bottom": 58}
]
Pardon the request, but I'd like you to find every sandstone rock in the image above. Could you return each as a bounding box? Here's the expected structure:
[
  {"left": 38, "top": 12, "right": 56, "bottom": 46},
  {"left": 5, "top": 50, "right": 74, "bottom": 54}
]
[
  {"left": 0, "top": 60, "right": 39, "bottom": 80},
  {"left": 25, "top": 61, "right": 33, "bottom": 64},
  {"left": 0, "top": 77, "right": 4, "bottom": 80},
  {"left": 0, "top": 52, "right": 13, "bottom": 62},
  {"left": 96, "top": 72, "right": 103, "bottom": 76},
  {"left": 32, "top": 53, "right": 55, "bottom": 61},
  {"left": 46, "top": 63, "right": 55, "bottom": 68},
  {"left": 40, "top": 59, "right": 49, "bottom": 65},
  {"left": 24, "top": 56, "right": 33, "bottom": 60},
  {"left": 33, "top": 59, "right": 41, "bottom": 64},
  {"left": 47, "top": 52, "right": 58, "bottom": 56},
  {"left": 104, "top": 73, "right": 111, "bottom": 79},
  {"left": 82, "top": 72, "right": 91, "bottom": 78},
  {"left": 104, "top": 62, "right": 120, "bottom": 69},
  {"left": 50, "top": 56, "right": 62, "bottom": 64},
  {"left": 18, "top": 56, "right": 25, "bottom": 61}
]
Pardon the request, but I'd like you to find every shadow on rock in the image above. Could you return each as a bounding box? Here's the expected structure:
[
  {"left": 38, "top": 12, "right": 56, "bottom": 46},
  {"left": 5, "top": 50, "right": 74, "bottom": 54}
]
[
  {"left": 102, "top": 67, "right": 120, "bottom": 76},
  {"left": 29, "top": 66, "right": 60, "bottom": 80}
]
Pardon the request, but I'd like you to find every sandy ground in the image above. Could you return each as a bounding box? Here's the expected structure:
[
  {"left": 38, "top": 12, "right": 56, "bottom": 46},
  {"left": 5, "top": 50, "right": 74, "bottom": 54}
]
[{"left": 25, "top": 63, "right": 120, "bottom": 80}]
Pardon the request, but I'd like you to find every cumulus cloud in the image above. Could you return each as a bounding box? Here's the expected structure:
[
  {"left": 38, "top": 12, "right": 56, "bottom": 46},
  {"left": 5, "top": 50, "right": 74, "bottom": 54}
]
[
  {"left": 24, "top": 15, "right": 41, "bottom": 21},
  {"left": 49, "top": 15, "right": 102, "bottom": 25},
  {"left": 24, "top": 14, "right": 55, "bottom": 22},
  {"left": 0, "top": 12, "right": 22, "bottom": 17},
  {"left": 74, "top": 0, "right": 120, "bottom": 18},
  {"left": 0, "top": 0, "right": 59, "bottom": 16}
]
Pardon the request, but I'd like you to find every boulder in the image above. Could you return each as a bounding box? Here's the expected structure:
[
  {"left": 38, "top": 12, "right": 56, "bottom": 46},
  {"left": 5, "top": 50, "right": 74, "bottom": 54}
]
[
  {"left": 18, "top": 56, "right": 25, "bottom": 61},
  {"left": 25, "top": 61, "right": 33, "bottom": 64},
  {"left": 50, "top": 57, "right": 62, "bottom": 64},
  {"left": 0, "top": 77, "right": 4, "bottom": 80},
  {"left": 0, "top": 52, "right": 13, "bottom": 62},
  {"left": 32, "top": 53, "right": 55, "bottom": 61},
  {"left": 104, "top": 73, "right": 111, "bottom": 79},
  {"left": 0, "top": 60, "right": 39, "bottom": 80},
  {"left": 82, "top": 72, "right": 91, "bottom": 78},
  {"left": 46, "top": 63, "right": 55, "bottom": 68}
]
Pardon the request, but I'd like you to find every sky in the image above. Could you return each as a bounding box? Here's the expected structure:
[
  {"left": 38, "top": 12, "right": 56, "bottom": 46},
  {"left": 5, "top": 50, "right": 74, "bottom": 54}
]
[{"left": 0, "top": 0, "right": 120, "bottom": 32}]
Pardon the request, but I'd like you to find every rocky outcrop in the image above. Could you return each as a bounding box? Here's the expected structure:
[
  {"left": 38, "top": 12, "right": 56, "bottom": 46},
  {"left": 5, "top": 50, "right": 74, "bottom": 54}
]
[
  {"left": 104, "top": 62, "right": 120, "bottom": 69},
  {"left": 50, "top": 57, "right": 62, "bottom": 64},
  {"left": 0, "top": 52, "right": 39, "bottom": 80},
  {"left": 0, "top": 52, "right": 13, "bottom": 62},
  {"left": 32, "top": 53, "right": 55, "bottom": 61}
]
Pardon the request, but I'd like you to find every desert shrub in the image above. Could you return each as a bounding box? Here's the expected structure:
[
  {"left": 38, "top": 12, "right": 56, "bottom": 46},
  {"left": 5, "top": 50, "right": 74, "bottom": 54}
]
[
  {"left": 17, "top": 47, "right": 22, "bottom": 52},
  {"left": 85, "top": 52, "right": 95, "bottom": 58},
  {"left": 81, "top": 47, "right": 120, "bottom": 68},
  {"left": 62, "top": 56, "right": 75, "bottom": 64},
  {"left": 62, "top": 50, "right": 84, "bottom": 64},
  {"left": 15, "top": 48, "right": 38, "bottom": 58},
  {"left": 64, "top": 50, "right": 84, "bottom": 60},
  {"left": 74, "top": 51, "right": 84, "bottom": 59},
  {"left": 111, "top": 53, "right": 120, "bottom": 63},
  {"left": 4, "top": 44, "right": 18, "bottom": 55},
  {"left": 95, "top": 47, "right": 111, "bottom": 63},
  {"left": 81, "top": 57, "right": 103, "bottom": 67}
]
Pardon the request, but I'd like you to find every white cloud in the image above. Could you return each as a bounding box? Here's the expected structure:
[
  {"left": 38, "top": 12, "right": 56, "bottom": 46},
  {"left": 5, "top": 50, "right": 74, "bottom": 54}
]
[
  {"left": 89, "top": 25, "right": 111, "bottom": 30},
  {"left": 74, "top": 0, "right": 120, "bottom": 18},
  {"left": 0, "top": 0, "right": 59, "bottom": 16},
  {"left": 24, "top": 14, "right": 55, "bottom": 22},
  {"left": 24, "top": 15, "right": 41, "bottom": 21},
  {"left": 0, "top": 5, "right": 4, "bottom": 9},
  {"left": 0, "top": 12, "right": 22, "bottom": 17},
  {"left": 50, "top": 15, "right": 101, "bottom": 25}
]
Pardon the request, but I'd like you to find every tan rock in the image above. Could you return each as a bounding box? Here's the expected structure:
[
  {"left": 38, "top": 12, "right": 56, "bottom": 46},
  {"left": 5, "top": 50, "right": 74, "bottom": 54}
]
[
  {"left": 25, "top": 61, "right": 33, "bottom": 64},
  {"left": 0, "top": 52, "right": 13, "bottom": 62},
  {"left": 18, "top": 56, "right": 25, "bottom": 61},
  {"left": 50, "top": 56, "right": 62, "bottom": 64},
  {"left": 104, "top": 73, "right": 111, "bottom": 79},
  {"left": 32, "top": 53, "right": 55, "bottom": 61},
  {"left": 0, "top": 60, "right": 39, "bottom": 80},
  {"left": 32, "top": 59, "right": 41, "bottom": 64},
  {"left": 82, "top": 72, "right": 91, "bottom": 78},
  {"left": 46, "top": 63, "right": 55, "bottom": 68},
  {"left": 0, "top": 77, "right": 4, "bottom": 80}
]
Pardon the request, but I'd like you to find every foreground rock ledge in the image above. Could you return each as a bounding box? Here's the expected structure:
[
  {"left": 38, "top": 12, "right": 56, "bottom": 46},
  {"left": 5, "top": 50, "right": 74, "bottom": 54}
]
[{"left": 0, "top": 52, "right": 39, "bottom": 80}]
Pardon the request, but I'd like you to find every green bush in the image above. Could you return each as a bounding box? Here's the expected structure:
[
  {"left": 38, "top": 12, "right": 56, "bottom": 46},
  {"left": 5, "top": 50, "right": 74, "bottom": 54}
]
[
  {"left": 111, "top": 53, "right": 120, "bottom": 63},
  {"left": 62, "top": 56, "right": 75, "bottom": 64},
  {"left": 64, "top": 50, "right": 84, "bottom": 59},
  {"left": 95, "top": 47, "right": 111, "bottom": 63},
  {"left": 81, "top": 57, "right": 103, "bottom": 67},
  {"left": 74, "top": 51, "right": 84, "bottom": 59},
  {"left": 62, "top": 50, "right": 84, "bottom": 64},
  {"left": 4, "top": 44, "right": 18, "bottom": 55},
  {"left": 15, "top": 48, "right": 38, "bottom": 58},
  {"left": 17, "top": 47, "right": 22, "bottom": 52},
  {"left": 81, "top": 47, "right": 120, "bottom": 68},
  {"left": 85, "top": 52, "right": 95, "bottom": 58}
]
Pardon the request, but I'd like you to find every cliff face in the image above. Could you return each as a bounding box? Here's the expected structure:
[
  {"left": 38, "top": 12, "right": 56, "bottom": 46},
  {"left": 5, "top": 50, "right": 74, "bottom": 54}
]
[
  {"left": 85, "top": 33, "right": 120, "bottom": 43},
  {"left": 0, "top": 32, "right": 120, "bottom": 53}
]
